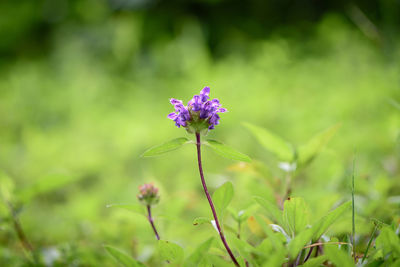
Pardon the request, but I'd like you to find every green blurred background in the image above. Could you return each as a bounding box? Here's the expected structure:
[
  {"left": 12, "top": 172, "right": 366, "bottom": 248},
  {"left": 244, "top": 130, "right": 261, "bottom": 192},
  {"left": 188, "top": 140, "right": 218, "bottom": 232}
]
[{"left": 0, "top": 0, "right": 399, "bottom": 265}]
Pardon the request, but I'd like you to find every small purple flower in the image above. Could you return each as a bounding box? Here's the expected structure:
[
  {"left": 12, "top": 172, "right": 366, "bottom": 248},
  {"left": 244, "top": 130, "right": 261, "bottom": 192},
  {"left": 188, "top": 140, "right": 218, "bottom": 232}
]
[{"left": 168, "top": 87, "right": 227, "bottom": 133}]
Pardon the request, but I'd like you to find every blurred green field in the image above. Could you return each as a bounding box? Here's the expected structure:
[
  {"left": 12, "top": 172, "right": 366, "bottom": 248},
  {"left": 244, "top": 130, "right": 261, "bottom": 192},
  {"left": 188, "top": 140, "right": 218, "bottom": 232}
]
[{"left": 0, "top": 2, "right": 399, "bottom": 266}]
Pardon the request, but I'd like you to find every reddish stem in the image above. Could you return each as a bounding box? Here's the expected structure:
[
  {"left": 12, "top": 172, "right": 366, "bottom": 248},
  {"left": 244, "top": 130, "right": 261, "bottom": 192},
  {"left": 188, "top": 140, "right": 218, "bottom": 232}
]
[
  {"left": 195, "top": 132, "right": 239, "bottom": 266},
  {"left": 146, "top": 205, "right": 160, "bottom": 240}
]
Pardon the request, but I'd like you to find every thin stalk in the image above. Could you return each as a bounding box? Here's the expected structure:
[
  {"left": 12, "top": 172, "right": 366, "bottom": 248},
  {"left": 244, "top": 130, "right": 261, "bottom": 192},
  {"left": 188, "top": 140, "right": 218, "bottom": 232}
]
[
  {"left": 146, "top": 205, "right": 160, "bottom": 240},
  {"left": 7, "top": 202, "right": 33, "bottom": 252},
  {"left": 195, "top": 133, "right": 239, "bottom": 266},
  {"left": 351, "top": 156, "right": 356, "bottom": 262},
  {"left": 361, "top": 225, "right": 378, "bottom": 263},
  {"left": 303, "top": 246, "right": 314, "bottom": 263},
  {"left": 6, "top": 202, "right": 36, "bottom": 263}
]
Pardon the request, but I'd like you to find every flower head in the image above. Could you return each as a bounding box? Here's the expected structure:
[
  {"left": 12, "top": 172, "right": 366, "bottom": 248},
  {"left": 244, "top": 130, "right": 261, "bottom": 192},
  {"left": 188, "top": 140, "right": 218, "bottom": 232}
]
[
  {"left": 137, "top": 183, "right": 160, "bottom": 206},
  {"left": 168, "top": 87, "right": 227, "bottom": 134}
]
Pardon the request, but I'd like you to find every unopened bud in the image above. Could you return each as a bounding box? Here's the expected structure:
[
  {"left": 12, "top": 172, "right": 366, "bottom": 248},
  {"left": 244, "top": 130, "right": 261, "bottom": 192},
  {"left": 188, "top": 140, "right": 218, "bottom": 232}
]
[{"left": 137, "top": 183, "right": 160, "bottom": 206}]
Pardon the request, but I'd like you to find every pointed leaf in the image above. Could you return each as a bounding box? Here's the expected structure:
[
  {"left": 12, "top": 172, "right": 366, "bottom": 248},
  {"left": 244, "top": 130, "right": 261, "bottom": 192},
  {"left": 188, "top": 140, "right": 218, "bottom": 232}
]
[
  {"left": 283, "top": 197, "right": 309, "bottom": 237},
  {"left": 311, "top": 201, "right": 351, "bottom": 241},
  {"left": 158, "top": 240, "right": 184, "bottom": 264},
  {"left": 104, "top": 245, "right": 145, "bottom": 267},
  {"left": 142, "top": 137, "right": 190, "bottom": 157},
  {"left": 297, "top": 124, "right": 341, "bottom": 166},
  {"left": 253, "top": 196, "right": 283, "bottom": 226},
  {"left": 212, "top": 181, "right": 234, "bottom": 216},
  {"left": 243, "top": 122, "right": 294, "bottom": 161},
  {"left": 205, "top": 140, "right": 251, "bottom": 162}
]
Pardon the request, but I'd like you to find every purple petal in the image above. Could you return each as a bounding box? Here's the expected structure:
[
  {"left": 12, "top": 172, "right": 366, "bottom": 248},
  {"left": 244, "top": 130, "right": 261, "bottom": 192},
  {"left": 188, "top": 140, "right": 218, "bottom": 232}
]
[
  {"left": 217, "top": 108, "right": 227, "bottom": 113},
  {"left": 200, "top": 87, "right": 210, "bottom": 96},
  {"left": 170, "top": 98, "right": 182, "bottom": 105},
  {"left": 189, "top": 95, "right": 202, "bottom": 111},
  {"left": 168, "top": 112, "right": 178, "bottom": 119},
  {"left": 200, "top": 87, "right": 210, "bottom": 102},
  {"left": 211, "top": 98, "right": 220, "bottom": 105}
]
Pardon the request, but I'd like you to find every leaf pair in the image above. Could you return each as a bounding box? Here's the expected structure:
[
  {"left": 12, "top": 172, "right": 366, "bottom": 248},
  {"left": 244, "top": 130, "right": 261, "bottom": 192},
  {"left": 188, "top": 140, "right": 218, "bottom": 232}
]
[
  {"left": 244, "top": 122, "right": 340, "bottom": 167},
  {"left": 141, "top": 137, "right": 251, "bottom": 162}
]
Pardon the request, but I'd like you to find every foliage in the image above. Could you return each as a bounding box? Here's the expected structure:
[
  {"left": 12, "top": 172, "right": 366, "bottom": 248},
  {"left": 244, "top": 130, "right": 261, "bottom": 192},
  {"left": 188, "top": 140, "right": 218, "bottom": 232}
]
[{"left": 0, "top": 5, "right": 399, "bottom": 266}]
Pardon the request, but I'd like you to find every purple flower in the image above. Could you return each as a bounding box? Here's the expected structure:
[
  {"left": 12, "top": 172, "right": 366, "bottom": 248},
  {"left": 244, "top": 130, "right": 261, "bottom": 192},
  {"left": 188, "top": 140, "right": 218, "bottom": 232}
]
[{"left": 167, "top": 87, "right": 227, "bottom": 133}]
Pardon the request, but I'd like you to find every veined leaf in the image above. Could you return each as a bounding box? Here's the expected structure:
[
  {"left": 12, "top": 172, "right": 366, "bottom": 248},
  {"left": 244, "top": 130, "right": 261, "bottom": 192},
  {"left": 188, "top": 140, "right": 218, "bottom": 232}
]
[
  {"left": 158, "top": 240, "right": 184, "bottom": 264},
  {"left": 212, "top": 181, "right": 234, "bottom": 216},
  {"left": 283, "top": 197, "right": 309, "bottom": 237},
  {"left": 297, "top": 124, "right": 341, "bottom": 166},
  {"left": 204, "top": 139, "right": 251, "bottom": 162},
  {"left": 141, "top": 137, "right": 190, "bottom": 157},
  {"left": 311, "top": 201, "right": 351, "bottom": 241},
  {"left": 243, "top": 122, "right": 294, "bottom": 161},
  {"left": 104, "top": 245, "right": 145, "bottom": 267},
  {"left": 253, "top": 196, "right": 283, "bottom": 226}
]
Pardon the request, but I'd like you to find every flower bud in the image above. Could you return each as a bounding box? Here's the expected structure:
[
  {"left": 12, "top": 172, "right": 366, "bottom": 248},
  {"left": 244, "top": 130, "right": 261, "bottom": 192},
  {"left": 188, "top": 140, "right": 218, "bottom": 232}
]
[{"left": 137, "top": 183, "right": 160, "bottom": 206}]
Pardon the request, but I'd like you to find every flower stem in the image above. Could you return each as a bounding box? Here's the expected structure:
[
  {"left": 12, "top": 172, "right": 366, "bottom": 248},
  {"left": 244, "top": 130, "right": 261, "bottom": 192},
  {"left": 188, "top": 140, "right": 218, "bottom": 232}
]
[
  {"left": 146, "top": 205, "right": 160, "bottom": 240},
  {"left": 195, "top": 132, "right": 239, "bottom": 266}
]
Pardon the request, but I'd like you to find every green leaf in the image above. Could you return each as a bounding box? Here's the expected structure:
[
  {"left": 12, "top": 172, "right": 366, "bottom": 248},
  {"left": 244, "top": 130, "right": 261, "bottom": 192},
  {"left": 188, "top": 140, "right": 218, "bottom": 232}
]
[
  {"left": 184, "top": 237, "right": 214, "bottom": 267},
  {"left": 311, "top": 201, "right": 351, "bottom": 241},
  {"left": 324, "top": 245, "right": 354, "bottom": 267},
  {"left": 16, "top": 173, "right": 83, "bottom": 203},
  {"left": 141, "top": 137, "right": 190, "bottom": 157},
  {"left": 212, "top": 181, "right": 234, "bottom": 216},
  {"left": 261, "top": 249, "right": 286, "bottom": 267},
  {"left": 230, "top": 235, "right": 259, "bottom": 267},
  {"left": 158, "top": 240, "right": 184, "bottom": 264},
  {"left": 253, "top": 196, "right": 283, "bottom": 226},
  {"left": 193, "top": 217, "right": 211, "bottom": 226},
  {"left": 253, "top": 215, "right": 284, "bottom": 250},
  {"left": 297, "top": 124, "right": 341, "bottom": 166},
  {"left": 204, "top": 139, "right": 251, "bottom": 162},
  {"left": 106, "top": 204, "right": 145, "bottom": 216},
  {"left": 288, "top": 228, "right": 313, "bottom": 259},
  {"left": 104, "top": 245, "right": 145, "bottom": 267},
  {"left": 300, "top": 255, "right": 328, "bottom": 267},
  {"left": 283, "top": 197, "right": 309, "bottom": 237},
  {"left": 375, "top": 226, "right": 400, "bottom": 257},
  {"left": 243, "top": 122, "right": 294, "bottom": 161}
]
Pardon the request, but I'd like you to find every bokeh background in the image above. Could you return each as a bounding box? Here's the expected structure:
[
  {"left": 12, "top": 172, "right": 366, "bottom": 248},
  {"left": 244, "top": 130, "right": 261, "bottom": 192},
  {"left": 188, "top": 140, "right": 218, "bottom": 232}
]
[{"left": 0, "top": 0, "right": 399, "bottom": 265}]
